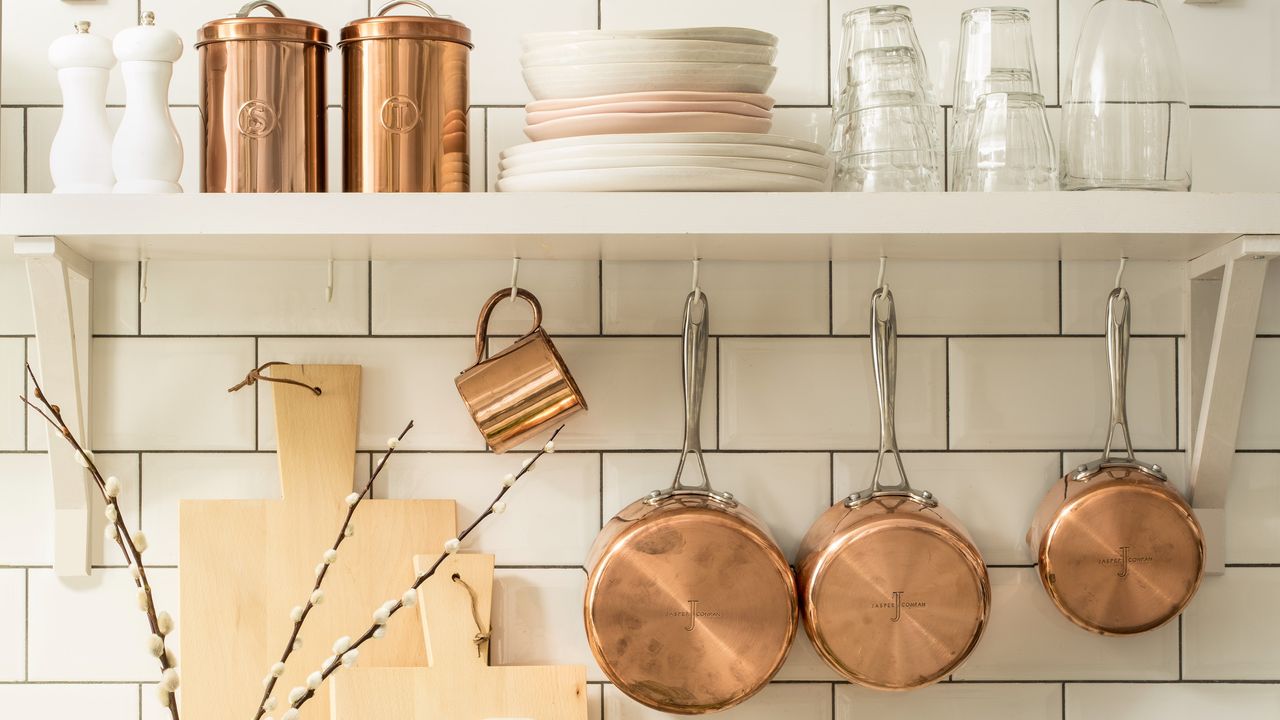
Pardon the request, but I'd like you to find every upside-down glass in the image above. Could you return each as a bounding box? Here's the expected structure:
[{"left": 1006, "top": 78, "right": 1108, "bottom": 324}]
[
  {"left": 1060, "top": 0, "right": 1190, "bottom": 191},
  {"left": 954, "top": 92, "right": 1057, "bottom": 191},
  {"left": 949, "top": 6, "right": 1040, "bottom": 187},
  {"left": 832, "top": 46, "right": 942, "bottom": 192},
  {"left": 834, "top": 5, "right": 935, "bottom": 104},
  {"left": 831, "top": 6, "right": 941, "bottom": 159}
]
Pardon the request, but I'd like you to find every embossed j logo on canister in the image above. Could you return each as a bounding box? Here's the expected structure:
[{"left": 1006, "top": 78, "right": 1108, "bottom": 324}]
[
  {"left": 685, "top": 600, "right": 698, "bottom": 632},
  {"left": 380, "top": 95, "right": 420, "bottom": 134},
  {"left": 890, "top": 591, "right": 903, "bottom": 623},
  {"left": 1118, "top": 546, "right": 1130, "bottom": 578}
]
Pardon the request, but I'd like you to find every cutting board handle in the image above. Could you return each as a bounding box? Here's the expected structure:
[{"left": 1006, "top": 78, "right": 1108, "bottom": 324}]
[
  {"left": 271, "top": 364, "right": 362, "bottom": 508},
  {"left": 415, "top": 553, "right": 495, "bottom": 672}
]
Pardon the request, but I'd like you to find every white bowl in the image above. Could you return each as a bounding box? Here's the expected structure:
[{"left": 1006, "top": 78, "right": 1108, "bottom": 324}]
[
  {"left": 499, "top": 154, "right": 831, "bottom": 182},
  {"left": 523, "top": 111, "right": 772, "bottom": 141},
  {"left": 499, "top": 142, "right": 832, "bottom": 171},
  {"left": 522, "top": 62, "right": 777, "bottom": 100},
  {"left": 496, "top": 166, "right": 826, "bottom": 192},
  {"left": 500, "top": 132, "right": 828, "bottom": 161},
  {"left": 522, "top": 27, "right": 777, "bottom": 53},
  {"left": 521, "top": 39, "right": 777, "bottom": 68},
  {"left": 526, "top": 90, "right": 776, "bottom": 114},
  {"left": 525, "top": 99, "right": 772, "bottom": 125}
]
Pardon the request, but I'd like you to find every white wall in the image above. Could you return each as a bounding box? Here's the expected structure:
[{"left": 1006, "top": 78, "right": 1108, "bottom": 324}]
[{"left": 1, "top": 1, "right": 1279, "bottom": 719}]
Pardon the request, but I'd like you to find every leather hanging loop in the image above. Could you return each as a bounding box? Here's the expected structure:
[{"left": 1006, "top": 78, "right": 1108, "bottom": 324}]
[{"left": 228, "top": 361, "right": 322, "bottom": 396}]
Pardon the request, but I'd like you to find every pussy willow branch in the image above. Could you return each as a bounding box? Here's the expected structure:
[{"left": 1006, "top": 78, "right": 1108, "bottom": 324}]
[
  {"left": 252, "top": 420, "right": 415, "bottom": 720},
  {"left": 288, "top": 424, "right": 566, "bottom": 713},
  {"left": 19, "top": 364, "right": 180, "bottom": 720}
]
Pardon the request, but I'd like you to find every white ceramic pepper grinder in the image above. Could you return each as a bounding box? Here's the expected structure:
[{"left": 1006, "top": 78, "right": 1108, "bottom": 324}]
[
  {"left": 48, "top": 20, "right": 116, "bottom": 193},
  {"left": 113, "top": 11, "right": 183, "bottom": 192}
]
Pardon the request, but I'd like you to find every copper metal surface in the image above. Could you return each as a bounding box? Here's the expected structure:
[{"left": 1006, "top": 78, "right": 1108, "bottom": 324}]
[
  {"left": 1028, "top": 287, "right": 1204, "bottom": 635},
  {"left": 455, "top": 288, "right": 586, "bottom": 453},
  {"left": 797, "top": 286, "right": 990, "bottom": 690},
  {"left": 198, "top": 1, "right": 328, "bottom": 192},
  {"left": 584, "top": 291, "right": 798, "bottom": 715},
  {"left": 1030, "top": 465, "right": 1204, "bottom": 635},
  {"left": 797, "top": 498, "right": 989, "bottom": 689},
  {"left": 341, "top": 1, "right": 471, "bottom": 192}
]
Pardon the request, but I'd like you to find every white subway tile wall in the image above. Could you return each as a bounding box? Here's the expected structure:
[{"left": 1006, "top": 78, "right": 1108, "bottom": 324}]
[{"left": 1, "top": 0, "right": 1279, "bottom": 717}]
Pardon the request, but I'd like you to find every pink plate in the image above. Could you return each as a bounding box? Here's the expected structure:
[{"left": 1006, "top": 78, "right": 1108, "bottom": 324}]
[
  {"left": 526, "top": 100, "right": 772, "bottom": 125},
  {"left": 523, "top": 111, "right": 772, "bottom": 142},
  {"left": 525, "top": 90, "right": 775, "bottom": 114}
]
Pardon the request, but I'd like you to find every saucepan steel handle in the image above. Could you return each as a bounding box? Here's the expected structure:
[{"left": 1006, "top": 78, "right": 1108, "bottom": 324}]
[
  {"left": 846, "top": 286, "right": 935, "bottom": 508},
  {"left": 869, "top": 286, "right": 911, "bottom": 494},
  {"left": 472, "top": 288, "right": 543, "bottom": 364},
  {"left": 670, "top": 290, "right": 714, "bottom": 494},
  {"left": 1102, "top": 287, "right": 1136, "bottom": 462}
]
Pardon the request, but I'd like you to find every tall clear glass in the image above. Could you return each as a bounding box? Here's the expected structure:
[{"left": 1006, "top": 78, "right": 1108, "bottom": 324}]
[
  {"left": 954, "top": 92, "right": 1058, "bottom": 192},
  {"left": 1060, "top": 0, "right": 1190, "bottom": 191},
  {"left": 949, "top": 7, "right": 1040, "bottom": 187}
]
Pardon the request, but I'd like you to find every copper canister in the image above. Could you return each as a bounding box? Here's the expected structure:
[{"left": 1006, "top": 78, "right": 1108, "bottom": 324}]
[
  {"left": 197, "top": 0, "right": 328, "bottom": 192},
  {"left": 341, "top": 1, "right": 472, "bottom": 192}
]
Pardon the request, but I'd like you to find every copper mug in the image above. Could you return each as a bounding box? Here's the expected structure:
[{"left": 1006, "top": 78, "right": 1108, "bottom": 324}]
[{"left": 456, "top": 288, "right": 586, "bottom": 453}]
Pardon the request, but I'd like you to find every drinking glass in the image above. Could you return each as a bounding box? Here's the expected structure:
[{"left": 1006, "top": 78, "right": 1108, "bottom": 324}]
[
  {"left": 953, "top": 92, "right": 1058, "bottom": 192},
  {"left": 832, "top": 46, "right": 942, "bottom": 192},
  {"left": 1060, "top": 0, "right": 1190, "bottom": 191},
  {"left": 834, "top": 5, "right": 935, "bottom": 105},
  {"left": 831, "top": 5, "right": 942, "bottom": 161},
  {"left": 949, "top": 7, "right": 1040, "bottom": 187}
]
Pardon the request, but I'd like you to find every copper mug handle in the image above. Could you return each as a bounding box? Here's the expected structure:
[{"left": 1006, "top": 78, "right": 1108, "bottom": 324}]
[{"left": 473, "top": 288, "right": 544, "bottom": 364}]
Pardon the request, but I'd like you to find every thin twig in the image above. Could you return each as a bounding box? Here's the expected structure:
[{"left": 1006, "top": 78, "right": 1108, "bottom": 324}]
[
  {"left": 286, "top": 425, "right": 566, "bottom": 713},
  {"left": 20, "top": 364, "right": 181, "bottom": 720},
  {"left": 252, "top": 420, "right": 415, "bottom": 720}
]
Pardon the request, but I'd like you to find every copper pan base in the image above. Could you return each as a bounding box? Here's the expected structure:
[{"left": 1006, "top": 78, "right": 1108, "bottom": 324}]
[
  {"left": 797, "top": 496, "right": 991, "bottom": 690},
  {"left": 584, "top": 496, "right": 797, "bottom": 715},
  {"left": 1029, "top": 465, "right": 1205, "bottom": 635}
]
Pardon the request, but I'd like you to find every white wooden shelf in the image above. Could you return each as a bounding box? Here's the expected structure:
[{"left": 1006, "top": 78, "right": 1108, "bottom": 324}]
[
  {"left": 4, "top": 190, "right": 1277, "bottom": 578},
  {"left": 2, "top": 191, "right": 1278, "bottom": 262}
]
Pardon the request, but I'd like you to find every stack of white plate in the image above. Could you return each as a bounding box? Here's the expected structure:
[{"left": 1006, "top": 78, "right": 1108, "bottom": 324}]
[
  {"left": 496, "top": 132, "right": 832, "bottom": 192},
  {"left": 503, "top": 27, "right": 830, "bottom": 191}
]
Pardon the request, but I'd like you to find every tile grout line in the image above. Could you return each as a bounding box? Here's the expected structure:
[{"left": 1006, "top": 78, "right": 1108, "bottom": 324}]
[{"left": 22, "top": 336, "right": 29, "bottom": 451}]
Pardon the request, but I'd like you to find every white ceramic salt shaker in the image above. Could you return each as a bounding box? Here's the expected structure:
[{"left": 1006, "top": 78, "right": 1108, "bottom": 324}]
[
  {"left": 113, "top": 11, "right": 183, "bottom": 193},
  {"left": 49, "top": 20, "right": 116, "bottom": 193}
]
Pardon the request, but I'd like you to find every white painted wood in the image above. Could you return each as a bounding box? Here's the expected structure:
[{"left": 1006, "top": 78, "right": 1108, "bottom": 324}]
[
  {"left": 0, "top": 192, "right": 1278, "bottom": 262},
  {"left": 1187, "top": 236, "right": 1278, "bottom": 575},
  {"left": 15, "top": 237, "right": 93, "bottom": 577}
]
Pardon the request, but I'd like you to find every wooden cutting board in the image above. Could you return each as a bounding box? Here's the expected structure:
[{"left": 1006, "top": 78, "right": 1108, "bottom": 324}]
[
  {"left": 330, "top": 553, "right": 587, "bottom": 720},
  {"left": 180, "top": 365, "right": 457, "bottom": 720}
]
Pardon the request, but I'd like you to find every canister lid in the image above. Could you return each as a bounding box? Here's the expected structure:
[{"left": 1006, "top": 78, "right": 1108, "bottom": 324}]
[
  {"left": 196, "top": 0, "right": 328, "bottom": 49},
  {"left": 340, "top": 0, "right": 472, "bottom": 48}
]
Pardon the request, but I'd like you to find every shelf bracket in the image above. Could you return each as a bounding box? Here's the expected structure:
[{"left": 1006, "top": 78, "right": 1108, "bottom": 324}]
[
  {"left": 1186, "top": 235, "right": 1279, "bottom": 576},
  {"left": 15, "top": 236, "right": 94, "bottom": 577}
]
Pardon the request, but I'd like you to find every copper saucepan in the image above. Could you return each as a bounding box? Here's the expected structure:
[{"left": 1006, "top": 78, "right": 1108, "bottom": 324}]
[
  {"left": 1028, "top": 287, "right": 1204, "bottom": 635},
  {"left": 583, "top": 290, "right": 798, "bottom": 715},
  {"left": 796, "top": 286, "right": 991, "bottom": 690}
]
